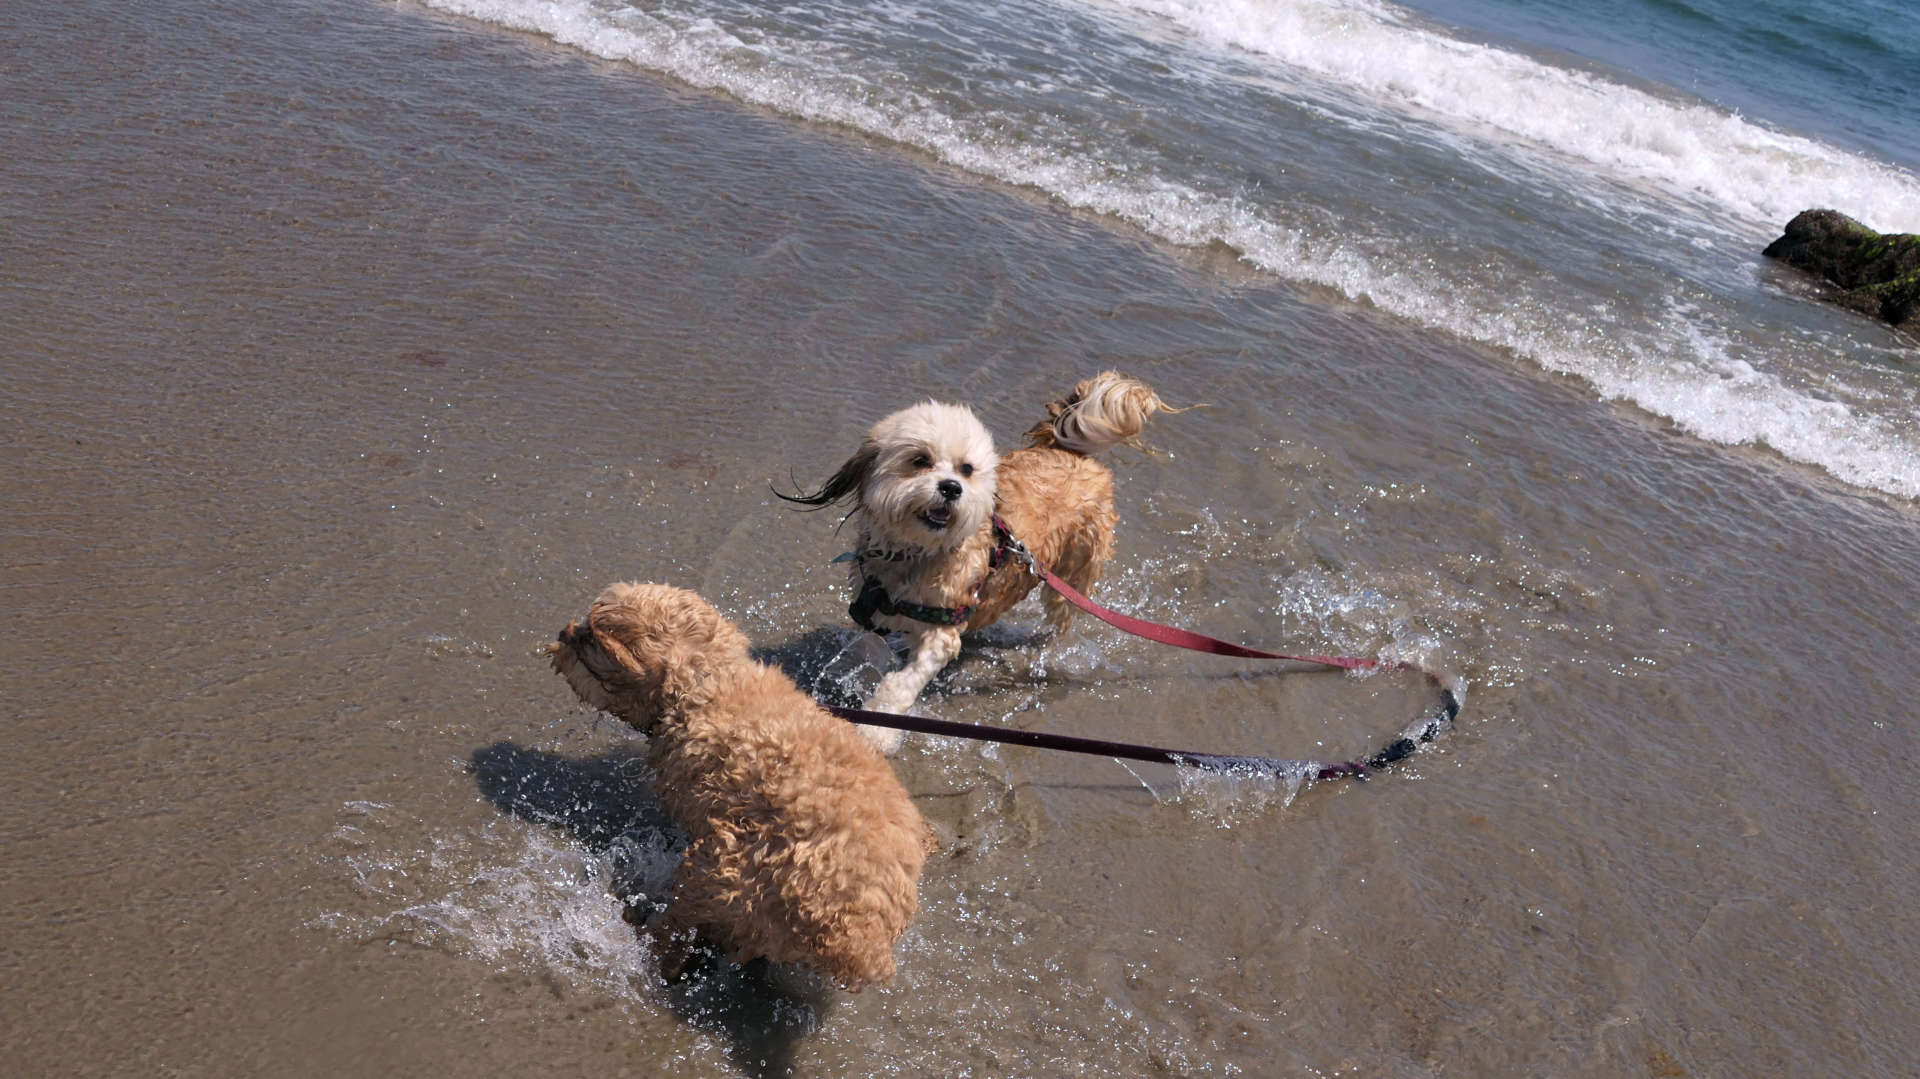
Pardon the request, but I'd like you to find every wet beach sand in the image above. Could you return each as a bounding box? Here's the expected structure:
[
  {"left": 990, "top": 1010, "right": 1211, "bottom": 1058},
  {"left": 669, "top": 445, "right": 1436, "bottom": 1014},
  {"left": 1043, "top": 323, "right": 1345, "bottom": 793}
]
[{"left": 5, "top": 1, "right": 1918, "bottom": 1076}]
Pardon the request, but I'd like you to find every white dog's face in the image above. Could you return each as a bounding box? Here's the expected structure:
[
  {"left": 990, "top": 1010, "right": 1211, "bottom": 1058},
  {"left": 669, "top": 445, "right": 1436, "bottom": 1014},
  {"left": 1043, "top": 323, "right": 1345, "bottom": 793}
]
[{"left": 860, "top": 402, "right": 998, "bottom": 552}]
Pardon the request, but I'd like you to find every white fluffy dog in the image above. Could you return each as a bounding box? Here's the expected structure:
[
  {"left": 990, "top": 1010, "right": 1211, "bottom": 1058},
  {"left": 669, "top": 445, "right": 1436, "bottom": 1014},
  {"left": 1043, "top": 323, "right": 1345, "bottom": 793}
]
[{"left": 779, "top": 371, "right": 1172, "bottom": 752}]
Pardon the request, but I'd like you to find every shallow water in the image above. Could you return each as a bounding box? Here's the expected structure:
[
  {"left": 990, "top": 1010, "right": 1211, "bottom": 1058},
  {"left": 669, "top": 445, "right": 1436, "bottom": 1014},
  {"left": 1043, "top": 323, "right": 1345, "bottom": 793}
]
[{"left": 5, "top": 1, "right": 1919, "bottom": 1077}]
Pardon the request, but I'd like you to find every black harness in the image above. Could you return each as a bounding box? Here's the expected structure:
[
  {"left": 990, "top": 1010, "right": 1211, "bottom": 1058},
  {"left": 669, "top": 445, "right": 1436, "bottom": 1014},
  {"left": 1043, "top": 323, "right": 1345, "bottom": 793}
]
[{"left": 847, "top": 515, "right": 1021, "bottom": 633}]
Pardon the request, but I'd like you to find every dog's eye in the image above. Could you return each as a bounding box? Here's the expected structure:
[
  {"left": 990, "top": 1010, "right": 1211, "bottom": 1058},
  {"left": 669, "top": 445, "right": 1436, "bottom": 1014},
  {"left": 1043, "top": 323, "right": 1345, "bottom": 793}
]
[
  {"left": 912, "top": 454, "right": 932, "bottom": 469},
  {"left": 959, "top": 462, "right": 975, "bottom": 477}
]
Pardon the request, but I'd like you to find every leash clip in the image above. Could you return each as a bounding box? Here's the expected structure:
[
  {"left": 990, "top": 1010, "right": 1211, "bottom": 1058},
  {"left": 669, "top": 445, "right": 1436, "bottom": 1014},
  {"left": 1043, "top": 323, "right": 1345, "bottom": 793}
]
[
  {"left": 1002, "top": 537, "right": 1033, "bottom": 571},
  {"left": 990, "top": 514, "right": 1035, "bottom": 573}
]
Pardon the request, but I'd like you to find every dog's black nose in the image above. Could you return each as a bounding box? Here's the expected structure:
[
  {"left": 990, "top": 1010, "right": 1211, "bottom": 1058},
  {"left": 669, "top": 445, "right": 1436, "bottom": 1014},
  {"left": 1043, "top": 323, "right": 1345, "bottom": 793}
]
[{"left": 937, "top": 479, "right": 963, "bottom": 501}]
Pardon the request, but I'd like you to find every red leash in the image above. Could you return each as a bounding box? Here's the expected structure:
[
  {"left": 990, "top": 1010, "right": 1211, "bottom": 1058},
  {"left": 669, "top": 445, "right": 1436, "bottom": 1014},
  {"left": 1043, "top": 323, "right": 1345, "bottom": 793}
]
[
  {"left": 994, "top": 515, "right": 1401, "bottom": 672},
  {"left": 828, "top": 519, "right": 1462, "bottom": 780},
  {"left": 1023, "top": 551, "right": 1391, "bottom": 670}
]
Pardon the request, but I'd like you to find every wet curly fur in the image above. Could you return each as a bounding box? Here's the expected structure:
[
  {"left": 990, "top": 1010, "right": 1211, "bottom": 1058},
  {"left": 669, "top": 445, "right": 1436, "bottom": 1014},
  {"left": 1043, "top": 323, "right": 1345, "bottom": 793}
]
[
  {"left": 548, "top": 582, "right": 931, "bottom": 990},
  {"left": 779, "top": 371, "right": 1174, "bottom": 752}
]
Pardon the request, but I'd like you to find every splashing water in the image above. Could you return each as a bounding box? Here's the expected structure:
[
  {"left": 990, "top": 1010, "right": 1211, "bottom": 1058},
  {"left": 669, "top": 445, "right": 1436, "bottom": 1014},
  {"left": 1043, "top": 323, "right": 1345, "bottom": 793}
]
[{"left": 316, "top": 800, "right": 677, "bottom": 1004}]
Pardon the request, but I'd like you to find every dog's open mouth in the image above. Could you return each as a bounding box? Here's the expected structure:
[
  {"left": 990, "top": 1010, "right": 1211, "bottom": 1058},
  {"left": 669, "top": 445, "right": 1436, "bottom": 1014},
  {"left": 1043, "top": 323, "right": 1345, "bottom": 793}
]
[{"left": 917, "top": 505, "right": 954, "bottom": 530}]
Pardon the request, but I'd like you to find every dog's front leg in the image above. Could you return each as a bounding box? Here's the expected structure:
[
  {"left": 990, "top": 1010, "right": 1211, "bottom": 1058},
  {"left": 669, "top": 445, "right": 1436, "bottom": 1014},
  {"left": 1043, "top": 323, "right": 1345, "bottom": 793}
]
[{"left": 861, "top": 625, "right": 962, "bottom": 752}]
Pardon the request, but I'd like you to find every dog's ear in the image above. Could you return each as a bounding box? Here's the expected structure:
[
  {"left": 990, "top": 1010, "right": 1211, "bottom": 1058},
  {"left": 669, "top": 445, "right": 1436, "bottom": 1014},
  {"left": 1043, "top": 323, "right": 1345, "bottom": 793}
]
[
  {"left": 654, "top": 645, "right": 729, "bottom": 706},
  {"left": 774, "top": 439, "right": 878, "bottom": 510},
  {"left": 549, "top": 617, "right": 667, "bottom": 732},
  {"left": 625, "top": 590, "right": 753, "bottom": 707}
]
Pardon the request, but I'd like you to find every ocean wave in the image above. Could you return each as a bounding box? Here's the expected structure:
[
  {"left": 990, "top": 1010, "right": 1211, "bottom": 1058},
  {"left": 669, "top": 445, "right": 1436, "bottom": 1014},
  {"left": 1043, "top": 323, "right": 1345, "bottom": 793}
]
[{"left": 1078, "top": 0, "right": 1920, "bottom": 234}]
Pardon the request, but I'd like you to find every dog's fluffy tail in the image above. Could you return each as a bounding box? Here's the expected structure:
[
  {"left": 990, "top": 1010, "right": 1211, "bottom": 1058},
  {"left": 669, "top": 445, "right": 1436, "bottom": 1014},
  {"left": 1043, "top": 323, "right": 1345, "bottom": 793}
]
[{"left": 1024, "top": 370, "right": 1178, "bottom": 456}]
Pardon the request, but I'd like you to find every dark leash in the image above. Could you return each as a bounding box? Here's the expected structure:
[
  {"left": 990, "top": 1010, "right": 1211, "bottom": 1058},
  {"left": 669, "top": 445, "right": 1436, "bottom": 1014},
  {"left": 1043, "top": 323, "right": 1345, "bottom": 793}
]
[
  {"left": 827, "top": 695, "right": 1459, "bottom": 780},
  {"left": 830, "top": 515, "right": 1466, "bottom": 781}
]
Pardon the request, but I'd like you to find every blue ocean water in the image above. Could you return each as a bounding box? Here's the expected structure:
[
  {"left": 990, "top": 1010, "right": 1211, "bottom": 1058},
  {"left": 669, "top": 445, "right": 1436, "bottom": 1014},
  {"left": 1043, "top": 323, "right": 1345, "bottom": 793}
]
[
  {"left": 1398, "top": 0, "right": 1920, "bottom": 170},
  {"left": 427, "top": 0, "right": 1920, "bottom": 499}
]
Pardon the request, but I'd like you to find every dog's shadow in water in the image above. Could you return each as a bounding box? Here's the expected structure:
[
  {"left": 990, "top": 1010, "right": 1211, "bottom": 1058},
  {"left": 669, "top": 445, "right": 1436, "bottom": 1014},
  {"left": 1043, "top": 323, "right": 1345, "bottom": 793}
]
[
  {"left": 753, "top": 622, "right": 1058, "bottom": 708},
  {"left": 469, "top": 741, "right": 832, "bottom": 1079},
  {"left": 752, "top": 626, "right": 879, "bottom": 709}
]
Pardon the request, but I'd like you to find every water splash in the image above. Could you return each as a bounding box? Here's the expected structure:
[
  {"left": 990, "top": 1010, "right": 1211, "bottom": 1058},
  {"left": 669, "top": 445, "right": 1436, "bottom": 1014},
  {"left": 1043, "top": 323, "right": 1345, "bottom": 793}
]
[
  {"left": 1167, "top": 758, "right": 1319, "bottom": 825},
  {"left": 316, "top": 800, "right": 674, "bottom": 1004}
]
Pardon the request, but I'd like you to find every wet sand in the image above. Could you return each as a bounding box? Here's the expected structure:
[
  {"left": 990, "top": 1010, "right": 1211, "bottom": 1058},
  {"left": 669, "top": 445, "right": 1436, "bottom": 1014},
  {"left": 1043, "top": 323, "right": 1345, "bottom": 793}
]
[{"left": 5, "top": 1, "right": 1919, "bottom": 1076}]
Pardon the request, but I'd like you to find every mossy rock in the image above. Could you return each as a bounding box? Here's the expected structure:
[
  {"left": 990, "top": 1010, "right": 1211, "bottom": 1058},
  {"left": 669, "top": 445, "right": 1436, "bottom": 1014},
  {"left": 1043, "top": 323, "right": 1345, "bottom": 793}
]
[{"left": 1763, "top": 209, "right": 1919, "bottom": 336}]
